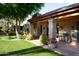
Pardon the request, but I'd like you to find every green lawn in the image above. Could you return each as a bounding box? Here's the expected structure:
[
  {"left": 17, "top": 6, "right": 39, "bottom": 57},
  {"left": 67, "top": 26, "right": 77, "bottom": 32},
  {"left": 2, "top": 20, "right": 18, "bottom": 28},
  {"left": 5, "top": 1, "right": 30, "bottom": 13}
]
[
  {"left": 0, "top": 36, "right": 16, "bottom": 40},
  {"left": 0, "top": 40, "right": 62, "bottom": 56}
]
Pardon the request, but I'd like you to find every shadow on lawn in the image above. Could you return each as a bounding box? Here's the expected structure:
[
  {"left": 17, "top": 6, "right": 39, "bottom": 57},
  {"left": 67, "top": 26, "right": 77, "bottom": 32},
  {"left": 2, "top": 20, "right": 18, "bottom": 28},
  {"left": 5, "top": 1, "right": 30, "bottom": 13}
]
[{"left": 0, "top": 46, "right": 61, "bottom": 56}]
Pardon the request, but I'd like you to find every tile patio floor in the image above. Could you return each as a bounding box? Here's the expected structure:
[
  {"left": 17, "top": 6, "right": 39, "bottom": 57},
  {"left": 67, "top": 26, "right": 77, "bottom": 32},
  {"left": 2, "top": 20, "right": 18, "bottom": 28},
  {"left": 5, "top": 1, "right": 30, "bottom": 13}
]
[{"left": 26, "top": 39, "right": 79, "bottom": 56}]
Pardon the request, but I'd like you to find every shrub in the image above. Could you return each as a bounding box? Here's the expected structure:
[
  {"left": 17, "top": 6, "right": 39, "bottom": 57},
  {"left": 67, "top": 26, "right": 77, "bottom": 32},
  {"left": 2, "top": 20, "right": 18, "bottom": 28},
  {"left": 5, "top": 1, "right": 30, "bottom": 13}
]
[
  {"left": 20, "top": 34, "right": 27, "bottom": 40},
  {"left": 26, "top": 33, "right": 33, "bottom": 40},
  {"left": 19, "top": 31, "right": 24, "bottom": 35},
  {"left": 0, "top": 27, "right": 2, "bottom": 30},
  {"left": 9, "top": 36, "right": 16, "bottom": 39},
  {"left": 39, "top": 34, "right": 48, "bottom": 45},
  {"left": 8, "top": 31, "right": 16, "bottom": 36}
]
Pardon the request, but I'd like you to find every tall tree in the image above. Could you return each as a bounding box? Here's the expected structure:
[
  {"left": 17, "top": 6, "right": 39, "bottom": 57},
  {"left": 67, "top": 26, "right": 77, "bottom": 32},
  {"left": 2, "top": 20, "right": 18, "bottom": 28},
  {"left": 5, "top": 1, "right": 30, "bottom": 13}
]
[{"left": 0, "top": 3, "right": 44, "bottom": 39}]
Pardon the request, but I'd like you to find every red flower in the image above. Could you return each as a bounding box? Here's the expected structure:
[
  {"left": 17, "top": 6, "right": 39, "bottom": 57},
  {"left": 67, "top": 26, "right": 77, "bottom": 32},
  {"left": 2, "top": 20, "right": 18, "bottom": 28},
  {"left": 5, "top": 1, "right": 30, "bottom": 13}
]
[{"left": 50, "top": 38, "right": 57, "bottom": 44}]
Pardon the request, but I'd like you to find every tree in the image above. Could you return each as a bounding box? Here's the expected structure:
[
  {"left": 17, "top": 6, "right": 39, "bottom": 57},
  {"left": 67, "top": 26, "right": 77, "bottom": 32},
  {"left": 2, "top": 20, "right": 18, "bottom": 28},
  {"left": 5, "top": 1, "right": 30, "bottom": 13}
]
[
  {"left": 0, "top": 3, "right": 44, "bottom": 39},
  {"left": 0, "top": 19, "right": 8, "bottom": 31}
]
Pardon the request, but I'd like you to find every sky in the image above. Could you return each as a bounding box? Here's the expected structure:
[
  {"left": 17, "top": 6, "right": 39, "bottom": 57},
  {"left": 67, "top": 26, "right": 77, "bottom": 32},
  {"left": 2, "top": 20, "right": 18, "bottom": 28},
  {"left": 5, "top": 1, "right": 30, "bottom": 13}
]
[
  {"left": 22, "top": 3, "right": 73, "bottom": 25},
  {"left": 39, "top": 3, "right": 73, "bottom": 14}
]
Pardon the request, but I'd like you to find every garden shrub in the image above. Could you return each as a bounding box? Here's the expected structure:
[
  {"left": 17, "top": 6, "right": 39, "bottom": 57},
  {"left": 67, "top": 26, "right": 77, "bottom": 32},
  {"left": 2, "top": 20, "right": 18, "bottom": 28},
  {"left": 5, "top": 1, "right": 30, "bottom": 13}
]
[
  {"left": 0, "top": 27, "right": 2, "bottom": 30},
  {"left": 20, "top": 34, "right": 27, "bottom": 40},
  {"left": 19, "top": 31, "right": 24, "bottom": 35},
  {"left": 9, "top": 36, "right": 16, "bottom": 39},
  {"left": 8, "top": 30, "right": 16, "bottom": 36},
  {"left": 39, "top": 34, "right": 48, "bottom": 45},
  {"left": 26, "top": 33, "right": 33, "bottom": 40}
]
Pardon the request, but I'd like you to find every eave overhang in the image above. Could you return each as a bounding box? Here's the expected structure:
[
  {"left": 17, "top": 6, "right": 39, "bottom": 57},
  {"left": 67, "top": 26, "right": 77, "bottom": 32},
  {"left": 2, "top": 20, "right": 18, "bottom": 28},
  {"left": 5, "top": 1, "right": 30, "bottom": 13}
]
[{"left": 28, "top": 3, "right": 79, "bottom": 23}]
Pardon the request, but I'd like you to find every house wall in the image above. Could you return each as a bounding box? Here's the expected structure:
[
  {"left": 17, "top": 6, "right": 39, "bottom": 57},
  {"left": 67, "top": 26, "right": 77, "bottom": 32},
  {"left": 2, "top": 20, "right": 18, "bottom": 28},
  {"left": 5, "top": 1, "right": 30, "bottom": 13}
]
[
  {"left": 30, "top": 20, "right": 48, "bottom": 38},
  {"left": 39, "top": 20, "right": 48, "bottom": 36},
  {"left": 42, "top": 24, "right": 48, "bottom": 35}
]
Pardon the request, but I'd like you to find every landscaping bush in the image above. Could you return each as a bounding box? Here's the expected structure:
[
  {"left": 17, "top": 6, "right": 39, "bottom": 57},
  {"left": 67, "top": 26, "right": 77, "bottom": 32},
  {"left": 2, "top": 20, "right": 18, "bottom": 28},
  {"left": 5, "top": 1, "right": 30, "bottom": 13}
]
[
  {"left": 20, "top": 34, "right": 27, "bottom": 40},
  {"left": 20, "top": 33, "right": 33, "bottom": 40},
  {"left": 0, "top": 27, "right": 2, "bottom": 30},
  {"left": 26, "top": 33, "right": 33, "bottom": 40},
  {"left": 8, "top": 31, "right": 16, "bottom": 36},
  {"left": 9, "top": 36, "right": 16, "bottom": 39},
  {"left": 19, "top": 31, "right": 24, "bottom": 35},
  {"left": 39, "top": 34, "right": 48, "bottom": 45}
]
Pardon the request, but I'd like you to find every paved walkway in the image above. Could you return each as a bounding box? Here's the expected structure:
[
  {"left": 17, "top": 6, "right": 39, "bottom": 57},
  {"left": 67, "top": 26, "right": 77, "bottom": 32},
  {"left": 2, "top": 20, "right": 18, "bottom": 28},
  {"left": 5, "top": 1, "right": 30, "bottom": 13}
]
[
  {"left": 43, "top": 41, "right": 79, "bottom": 56},
  {"left": 26, "top": 39, "right": 79, "bottom": 56},
  {"left": 26, "top": 39, "right": 43, "bottom": 46}
]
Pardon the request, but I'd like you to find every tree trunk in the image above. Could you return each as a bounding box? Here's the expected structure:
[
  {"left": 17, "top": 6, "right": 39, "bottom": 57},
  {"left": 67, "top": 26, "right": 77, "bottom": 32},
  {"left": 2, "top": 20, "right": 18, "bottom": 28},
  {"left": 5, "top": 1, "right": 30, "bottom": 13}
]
[
  {"left": 7, "top": 18, "right": 10, "bottom": 36},
  {"left": 18, "top": 19, "right": 23, "bottom": 33},
  {"left": 18, "top": 19, "right": 21, "bottom": 33},
  {"left": 15, "top": 19, "right": 20, "bottom": 39},
  {"left": 7, "top": 19, "right": 9, "bottom": 29}
]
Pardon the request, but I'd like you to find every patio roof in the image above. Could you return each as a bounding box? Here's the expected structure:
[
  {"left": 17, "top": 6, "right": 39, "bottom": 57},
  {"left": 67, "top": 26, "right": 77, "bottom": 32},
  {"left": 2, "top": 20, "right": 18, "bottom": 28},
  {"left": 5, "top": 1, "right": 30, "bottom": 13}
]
[{"left": 28, "top": 3, "right": 79, "bottom": 22}]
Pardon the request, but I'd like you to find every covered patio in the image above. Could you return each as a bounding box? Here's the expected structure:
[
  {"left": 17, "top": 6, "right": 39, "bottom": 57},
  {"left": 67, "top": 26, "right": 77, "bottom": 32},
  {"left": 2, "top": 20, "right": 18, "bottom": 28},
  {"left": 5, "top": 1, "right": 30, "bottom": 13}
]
[
  {"left": 56, "top": 13, "right": 79, "bottom": 43},
  {"left": 29, "top": 3, "right": 79, "bottom": 43},
  {"left": 28, "top": 3, "right": 79, "bottom": 55}
]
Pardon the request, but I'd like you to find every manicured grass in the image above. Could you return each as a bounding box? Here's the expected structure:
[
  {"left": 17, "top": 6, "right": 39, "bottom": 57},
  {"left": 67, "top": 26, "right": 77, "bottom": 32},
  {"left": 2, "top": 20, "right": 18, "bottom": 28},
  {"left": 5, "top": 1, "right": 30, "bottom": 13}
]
[
  {"left": 0, "top": 40, "right": 62, "bottom": 56},
  {"left": 0, "top": 36, "right": 16, "bottom": 40}
]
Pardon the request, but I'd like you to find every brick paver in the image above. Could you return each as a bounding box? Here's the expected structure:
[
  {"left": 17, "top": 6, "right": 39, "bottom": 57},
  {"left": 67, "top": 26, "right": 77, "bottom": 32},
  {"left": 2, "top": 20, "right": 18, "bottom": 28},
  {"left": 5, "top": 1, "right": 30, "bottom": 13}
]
[
  {"left": 43, "top": 41, "right": 79, "bottom": 56},
  {"left": 26, "top": 39, "right": 79, "bottom": 56}
]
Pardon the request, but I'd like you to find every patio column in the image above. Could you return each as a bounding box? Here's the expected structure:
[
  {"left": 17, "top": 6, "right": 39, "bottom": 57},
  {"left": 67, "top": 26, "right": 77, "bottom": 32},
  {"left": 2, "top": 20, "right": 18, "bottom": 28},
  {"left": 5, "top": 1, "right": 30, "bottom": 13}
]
[
  {"left": 36, "top": 22, "right": 40, "bottom": 37},
  {"left": 48, "top": 18, "right": 57, "bottom": 41},
  {"left": 29, "top": 23, "right": 34, "bottom": 35}
]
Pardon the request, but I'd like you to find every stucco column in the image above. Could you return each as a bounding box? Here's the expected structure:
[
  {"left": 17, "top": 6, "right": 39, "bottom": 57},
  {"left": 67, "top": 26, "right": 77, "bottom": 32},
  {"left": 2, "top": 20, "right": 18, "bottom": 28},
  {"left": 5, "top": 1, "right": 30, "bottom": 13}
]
[
  {"left": 36, "top": 22, "right": 40, "bottom": 37},
  {"left": 48, "top": 18, "right": 57, "bottom": 40},
  {"left": 29, "top": 23, "right": 34, "bottom": 35}
]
